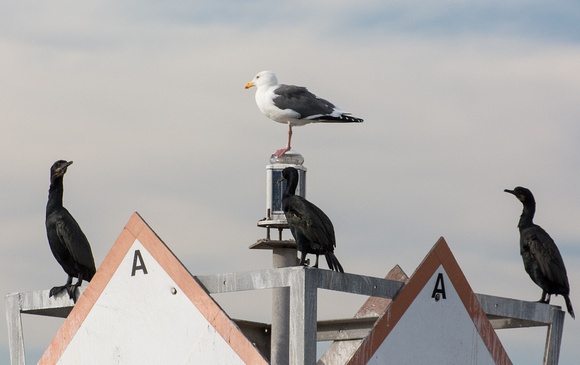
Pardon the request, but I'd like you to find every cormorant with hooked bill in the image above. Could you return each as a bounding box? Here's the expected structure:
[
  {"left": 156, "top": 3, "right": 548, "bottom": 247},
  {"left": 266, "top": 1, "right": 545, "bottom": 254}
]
[
  {"left": 46, "top": 160, "right": 96, "bottom": 303},
  {"left": 280, "top": 167, "right": 344, "bottom": 273},
  {"left": 505, "top": 186, "right": 574, "bottom": 318}
]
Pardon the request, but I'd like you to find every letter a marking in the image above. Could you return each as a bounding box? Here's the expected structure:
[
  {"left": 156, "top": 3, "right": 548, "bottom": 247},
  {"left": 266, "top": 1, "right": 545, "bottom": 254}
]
[
  {"left": 131, "top": 249, "right": 148, "bottom": 276},
  {"left": 431, "top": 272, "right": 446, "bottom": 300}
]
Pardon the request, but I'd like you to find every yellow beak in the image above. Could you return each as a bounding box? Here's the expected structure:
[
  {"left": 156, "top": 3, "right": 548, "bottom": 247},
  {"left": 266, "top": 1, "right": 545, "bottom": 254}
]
[{"left": 244, "top": 82, "right": 254, "bottom": 89}]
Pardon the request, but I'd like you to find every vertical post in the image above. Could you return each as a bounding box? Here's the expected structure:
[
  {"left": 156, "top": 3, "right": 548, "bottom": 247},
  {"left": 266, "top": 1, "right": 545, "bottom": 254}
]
[
  {"left": 271, "top": 249, "right": 296, "bottom": 365},
  {"left": 289, "top": 268, "right": 317, "bottom": 365},
  {"left": 543, "top": 307, "right": 565, "bottom": 365},
  {"left": 263, "top": 151, "right": 306, "bottom": 365},
  {"left": 5, "top": 292, "right": 25, "bottom": 365}
]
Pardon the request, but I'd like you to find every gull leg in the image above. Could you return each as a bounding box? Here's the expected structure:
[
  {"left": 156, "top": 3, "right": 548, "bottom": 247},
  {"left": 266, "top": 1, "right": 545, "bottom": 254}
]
[{"left": 274, "top": 124, "right": 293, "bottom": 157}]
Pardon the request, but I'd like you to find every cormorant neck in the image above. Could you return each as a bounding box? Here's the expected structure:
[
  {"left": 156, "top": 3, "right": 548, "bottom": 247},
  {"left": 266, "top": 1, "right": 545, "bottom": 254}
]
[
  {"left": 518, "top": 201, "right": 535, "bottom": 228},
  {"left": 47, "top": 176, "right": 64, "bottom": 210},
  {"left": 283, "top": 176, "right": 298, "bottom": 198}
]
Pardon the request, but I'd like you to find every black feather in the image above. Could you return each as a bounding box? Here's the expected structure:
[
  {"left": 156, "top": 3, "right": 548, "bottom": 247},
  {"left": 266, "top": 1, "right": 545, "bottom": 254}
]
[
  {"left": 46, "top": 160, "right": 96, "bottom": 303},
  {"left": 281, "top": 167, "right": 344, "bottom": 273},
  {"left": 505, "top": 186, "right": 574, "bottom": 319}
]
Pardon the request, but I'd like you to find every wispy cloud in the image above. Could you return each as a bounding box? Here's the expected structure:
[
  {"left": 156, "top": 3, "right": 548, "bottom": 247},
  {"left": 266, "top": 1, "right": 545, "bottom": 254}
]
[{"left": 1, "top": 1, "right": 579, "bottom": 363}]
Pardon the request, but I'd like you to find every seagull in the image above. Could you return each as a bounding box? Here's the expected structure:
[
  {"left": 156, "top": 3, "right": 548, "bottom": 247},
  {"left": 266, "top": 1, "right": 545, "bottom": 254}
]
[
  {"left": 505, "top": 186, "right": 574, "bottom": 318},
  {"left": 245, "top": 71, "right": 363, "bottom": 157}
]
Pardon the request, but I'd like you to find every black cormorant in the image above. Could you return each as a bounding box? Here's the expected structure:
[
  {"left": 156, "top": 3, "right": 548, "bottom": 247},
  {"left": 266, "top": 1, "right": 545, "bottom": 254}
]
[
  {"left": 280, "top": 167, "right": 344, "bottom": 273},
  {"left": 505, "top": 186, "right": 574, "bottom": 318},
  {"left": 46, "top": 160, "right": 96, "bottom": 303}
]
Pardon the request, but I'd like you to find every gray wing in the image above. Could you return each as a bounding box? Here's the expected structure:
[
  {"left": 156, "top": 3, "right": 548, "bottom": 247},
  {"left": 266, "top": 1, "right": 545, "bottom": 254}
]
[
  {"left": 55, "top": 211, "right": 96, "bottom": 271},
  {"left": 273, "top": 85, "right": 337, "bottom": 118}
]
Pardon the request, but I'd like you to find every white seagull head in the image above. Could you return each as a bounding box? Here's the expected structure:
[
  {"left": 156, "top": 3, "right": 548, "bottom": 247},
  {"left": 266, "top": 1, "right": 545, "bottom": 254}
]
[{"left": 245, "top": 70, "right": 278, "bottom": 90}]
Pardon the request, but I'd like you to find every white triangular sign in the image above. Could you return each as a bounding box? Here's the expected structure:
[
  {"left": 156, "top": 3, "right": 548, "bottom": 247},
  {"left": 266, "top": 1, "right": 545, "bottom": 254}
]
[
  {"left": 347, "top": 238, "right": 511, "bottom": 365},
  {"left": 39, "top": 213, "right": 268, "bottom": 365}
]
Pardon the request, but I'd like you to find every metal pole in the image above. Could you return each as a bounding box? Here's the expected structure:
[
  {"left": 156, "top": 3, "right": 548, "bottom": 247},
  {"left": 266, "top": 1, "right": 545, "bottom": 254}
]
[
  {"left": 271, "top": 248, "right": 295, "bottom": 365},
  {"left": 5, "top": 292, "right": 25, "bottom": 365},
  {"left": 544, "top": 307, "right": 565, "bottom": 365},
  {"left": 289, "top": 268, "right": 317, "bottom": 365}
]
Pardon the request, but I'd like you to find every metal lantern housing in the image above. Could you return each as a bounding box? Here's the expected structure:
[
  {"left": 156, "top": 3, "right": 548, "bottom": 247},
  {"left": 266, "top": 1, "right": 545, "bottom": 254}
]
[{"left": 261, "top": 151, "right": 306, "bottom": 225}]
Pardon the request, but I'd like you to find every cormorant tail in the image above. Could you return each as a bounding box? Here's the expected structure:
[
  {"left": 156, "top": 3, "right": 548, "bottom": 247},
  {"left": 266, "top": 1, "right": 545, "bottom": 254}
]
[
  {"left": 565, "top": 295, "right": 575, "bottom": 319},
  {"left": 325, "top": 252, "right": 344, "bottom": 273}
]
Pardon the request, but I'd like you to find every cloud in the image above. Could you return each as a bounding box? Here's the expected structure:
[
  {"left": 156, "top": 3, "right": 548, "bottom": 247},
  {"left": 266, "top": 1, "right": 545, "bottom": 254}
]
[{"left": 1, "top": 1, "right": 579, "bottom": 363}]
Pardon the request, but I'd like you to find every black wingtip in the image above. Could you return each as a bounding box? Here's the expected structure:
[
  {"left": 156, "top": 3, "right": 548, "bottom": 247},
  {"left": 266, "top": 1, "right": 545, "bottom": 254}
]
[
  {"left": 311, "top": 115, "right": 363, "bottom": 123},
  {"left": 342, "top": 115, "right": 363, "bottom": 123}
]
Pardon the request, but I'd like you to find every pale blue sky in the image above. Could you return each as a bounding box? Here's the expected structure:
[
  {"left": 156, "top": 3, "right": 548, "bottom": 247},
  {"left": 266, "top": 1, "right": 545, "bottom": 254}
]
[{"left": 2, "top": 1, "right": 579, "bottom": 363}]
